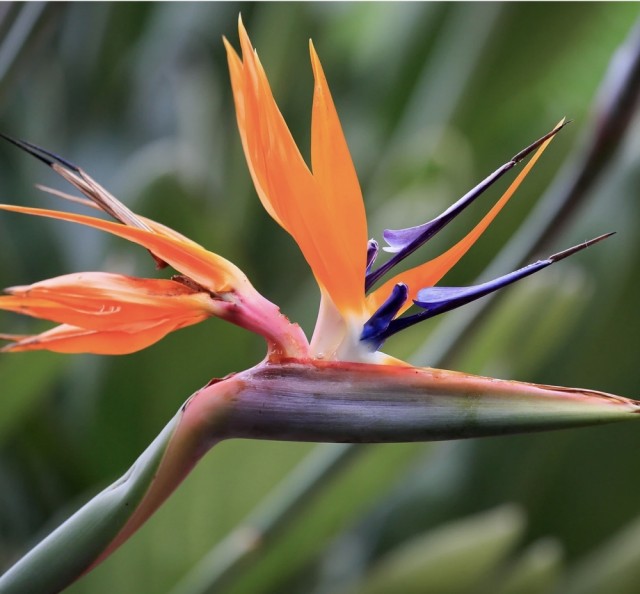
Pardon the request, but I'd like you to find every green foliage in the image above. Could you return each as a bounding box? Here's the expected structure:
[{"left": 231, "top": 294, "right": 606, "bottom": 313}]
[
  {"left": 338, "top": 505, "right": 525, "bottom": 594},
  {"left": 0, "top": 3, "right": 639, "bottom": 593},
  {"left": 558, "top": 513, "right": 640, "bottom": 594}
]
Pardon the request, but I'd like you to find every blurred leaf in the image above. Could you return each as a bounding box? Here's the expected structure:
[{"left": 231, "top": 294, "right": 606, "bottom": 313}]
[
  {"left": 340, "top": 505, "right": 525, "bottom": 594},
  {"left": 556, "top": 513, "right": 640, "bottom": 594},
  {"left": 224, "top": 444, "right": 421, "bottom": 594},
  {"left": 483, "top": 538, "right": 563, "bottom": 594},
  {"left": 0, "top": 352, "right": 64, "bottom": 442},
  {"left": 456, "top": 267, "right": 590, "bottom": 378}
]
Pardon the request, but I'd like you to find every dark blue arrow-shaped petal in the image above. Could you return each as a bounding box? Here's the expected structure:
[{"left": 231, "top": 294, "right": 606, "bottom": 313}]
[{"left": 362, "top": 233, "right": 613, "bottom": 349}]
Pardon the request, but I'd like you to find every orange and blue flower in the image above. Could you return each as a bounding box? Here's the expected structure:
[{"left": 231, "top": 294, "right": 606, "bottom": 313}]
[
  {"left": 0, "top": 21, "right": 637, "bottom": 593},
  {"left": 0, "top": 18, "right": 612, "bottom": 365}
]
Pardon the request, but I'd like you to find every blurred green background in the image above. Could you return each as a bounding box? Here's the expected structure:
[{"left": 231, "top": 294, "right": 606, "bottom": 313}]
[{"left": 1, "top": 3, "right": 640, "bottom": 593}]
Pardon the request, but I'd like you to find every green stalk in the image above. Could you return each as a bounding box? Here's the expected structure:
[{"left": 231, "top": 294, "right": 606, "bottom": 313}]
[
  {"left": 0, "top": 411, "right": 181, "bottom": 594},
  {"left": 1, "top": 360, "right": 638, "bottom": 594}
]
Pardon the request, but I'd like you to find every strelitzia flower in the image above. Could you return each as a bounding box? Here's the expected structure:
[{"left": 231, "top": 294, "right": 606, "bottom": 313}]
[{"left": 0, "top": 19, "right": 637, "bottom": 594}]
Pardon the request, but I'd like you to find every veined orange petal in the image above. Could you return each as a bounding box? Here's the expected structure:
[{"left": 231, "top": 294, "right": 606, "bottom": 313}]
[
  {"left": 0, "top": 272, "right": 215, "bottom": 331},
  {"left": 226, "top": 20, "right": 367, "bottom": 314},
  {"left": 36, "top": 185, "right": 204, "bottom": 249},
  {"left": 368, "top": 120, "right": 563, "bottom": 313},
  {"left": 0, "top": 205, "right": 245, "bottom": 293},
  {"left": 2, "top": 318, "right": 205, "bottom": 355}
]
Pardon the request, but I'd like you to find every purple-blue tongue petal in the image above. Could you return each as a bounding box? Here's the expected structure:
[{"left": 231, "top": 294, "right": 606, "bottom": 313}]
[
  {"left": 382, "top": 220, "right": 441, "bottom": 254},
  {"left": 382, "top": 159, "right": 513, "bottom": 254},
  {"left": 415, "top": 232, "right": 614, "bottom": 318},
  {"left": 360, "top": 283, "right": 408, "bottom": 348},
  {"left": 366, "top": 239, "right": 379, "bottom": 273},
  {"left": 414, "top": 260, "right": 550, "bottom": 315},
  {"left": 366, "top": 122, "right": 569, "bottom": 291},
  {"left": 367, "top": 233, "right": 614, "bottom": 348}
]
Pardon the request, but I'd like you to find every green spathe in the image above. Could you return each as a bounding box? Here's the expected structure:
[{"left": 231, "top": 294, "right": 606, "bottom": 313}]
[
  {"left": 1, "top": 360, "right": 637, "bottom": 594},
  {"left": 219, "top": 361, "right": 640, "bottom": 442}
]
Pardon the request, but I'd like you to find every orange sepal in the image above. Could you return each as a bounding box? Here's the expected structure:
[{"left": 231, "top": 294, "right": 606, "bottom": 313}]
[
  {"left": 367, "top": 121, "right": 562, "bottom": 313},
  {"left": 310, "top": 41, "right": 368, "bottom": 313},
  {"left": 0, "top": 205, "right": 245, "bottom": 294},
  {"left": 1, "top": 318, "right": 205, "bottom": 355},
  {"left": 0, "top": 272, "right": 215, "bottom": 332}
]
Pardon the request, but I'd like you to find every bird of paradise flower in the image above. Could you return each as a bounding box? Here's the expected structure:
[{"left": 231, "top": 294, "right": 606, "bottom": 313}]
[{"left": 0, "top": 19, "right": 637, "bottom": 594}]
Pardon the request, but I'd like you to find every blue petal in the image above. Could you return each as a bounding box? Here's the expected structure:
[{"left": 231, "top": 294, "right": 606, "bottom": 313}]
[
  {"left": 366, "top": 239, "right": 379, "bottom": 273},
  {"left": 381, "top": 152, "right": 525, "bottom": 254},
  {"left": 360, "top": 283, "right": 408, "bottom": 348},
  {"left": 414, "top": 232, "right": 615, "bottom": 318},
  {"left": 414, "top": 260, "right": 551, "bottom": 316},
  {"left": 382, "top": 222, "right": 436, "bottom": 254},
  {"left": 367, "top": 233, "right": 613, "bottom": 348},
  {"left": 366, "top": 123, "right": 568, "bottom": 291}
]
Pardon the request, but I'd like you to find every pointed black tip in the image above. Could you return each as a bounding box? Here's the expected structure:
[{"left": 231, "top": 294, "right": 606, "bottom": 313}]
[
  {"left": 0, "top": 133, "right": 80, "bottom": 172},
  {"left": 0, "top": 133, "right": 54, "bottom": 167},
  {"left": 549, "top": 232, "right": 615, "bottom": 263},
  {"left": 511, "top": 119, "right": 571, "bottom": 164}
]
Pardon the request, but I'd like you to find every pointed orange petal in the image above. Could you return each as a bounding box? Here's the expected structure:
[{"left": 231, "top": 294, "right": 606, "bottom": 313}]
[
  {"left": 309, "top": 41, "right": 368, "bottom": 312},
  {"left": 368, "top": 121, "right": 562, "bottom": 313},
  {"left": 224, "top": 37, "right": 285, "bottom": 228},
  {"left": 227, "top": 19, "right": 315, "bottom": 234},
  {"left": 229, "top": 22, "right": 323, "bottom": 278},
  {"left": 2, "top": 318, "right": 204, "bottom": 355},
  {"left": 0, "top": 272, "right": 214, "bottom": 331},
  {"left": 226, "top": 22, "right": 367, "bottom": 314},
  {"left": 0, "top": 206, "right": 244, "bottom": 293}
]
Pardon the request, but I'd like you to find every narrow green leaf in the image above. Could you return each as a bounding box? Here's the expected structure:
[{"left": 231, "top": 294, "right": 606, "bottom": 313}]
[
  {"left": 340, "top": 505, "right": 524, "bottom": 594},
  {"left": 487, "top": 538, "right": 564, "bottom": 594},
  {"left": 557, "top": 513, "right": 640, "bottom": 594}
]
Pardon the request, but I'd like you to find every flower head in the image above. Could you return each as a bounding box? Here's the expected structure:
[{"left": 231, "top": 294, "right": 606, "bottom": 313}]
[
  {"left": 0, "top": 22, "right": 611, "bottom": 366},
  {"left": 0, "top": 20, "right": 636, "bottom": 593},
  {"left": 223, "top": 20, "right": 608, "bottom": 362}
]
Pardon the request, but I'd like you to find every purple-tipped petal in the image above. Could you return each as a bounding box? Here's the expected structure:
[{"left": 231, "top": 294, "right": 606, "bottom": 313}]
[
  {"left": 375, "top": 233, "right": 613, "bottom": 345},
  {"left": 366, "top": 239, "right": 379, "bottom": 273},
  {"left": 382, "top": 224, "right": 430, "bottom": 254},
  {"left": 381, "top": 163, "right": 512, "bottom": 254},
  {"left": 365, "top": 122, "right": 569, "bottom": 291},
  {"left": 361, "top": 283, "right": 408, "bottom": 348},
  {"left": 414, "top": 260, "right": 551, "bottom": 315}
]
